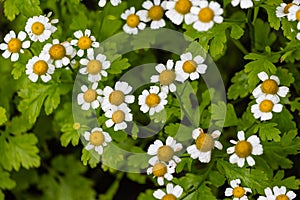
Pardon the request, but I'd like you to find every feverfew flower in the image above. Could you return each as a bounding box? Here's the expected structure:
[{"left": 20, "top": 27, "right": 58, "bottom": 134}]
[
  {"left": 98, "top": 0, "right": 122, "bottom": 7},
  {"left": 77, "top": 82, "right": 103, "bottom": 110},
  {"left": 225, "top": 179, "right": 252, "bottom": 200},
  {"left": 84, "top": 127, "right": 112, "bottom": 155},
  {"left": 147, "top": 136, "right": 183, "bottom": 165},
  {"left": 276, "top": 1, "right": 300, "bottom": 19},
  {"left": 258, "top": 186, "right": 296, "bottom": 200},
  {"left": 175, "top": 52, "right": 207, "bottom": 82},
  {"left": 187, "top": 128, "right": 223, "bottom": 163},
  {"left": 165, "top": 0, "right": 195, "bottom": 25},
  {"left": 121, "top": 7, "right": 146, "bottom": 35},
  {"left": 227, "top": 131, "right": 263, "bottom": 168},
  {"left": 251, "top": 95, "right": 283, "bottom": 121},
  {"left": 0, "top": 30, "right": 30, "bottom": 62},
  {"left": 147, "top": 160, "right": 176, "bottom": 186},
  {"left": 153, "top": 183, "right": 183, "bottom": 200},
  {"left": 71, "top": 29, "right": 100, "bottom": 57},
  {"left": 105, "top": 104, "right": 133, "bottom": 131},
  {"left": 231, "top": 0, "right": 254, "bottom": 9}
]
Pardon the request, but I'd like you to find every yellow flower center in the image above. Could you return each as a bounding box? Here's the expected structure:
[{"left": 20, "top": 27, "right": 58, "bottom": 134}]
[
  {"left": 146, "top": 93, "right": 160, "bottom": 107},
  {"left": 195, "top": 133, "right": 214, "bottom": 152},
  {"left": 275, "top": 194, "right": 289, "bottom": 200},
  {"left": 33, "top": 60, "right": 48, "bottom": 75},
  {"left": 148, "top": 6, "right": 164, "bottom": 20},
  {"left": 7, "top": 38, "right": 22, "bottom": 53},
  {"left": 89, "top": 131, "right": 104, "bottom": 146},
  {"left": 31, "top": 22, "right": 45, "bottom": 35},
  {"left": 261, "top": 79, "right": 279, "bottom": 95},
  {"left": 233, "top": 186, "right": 245, "bottom": 198},
  {"left": 159, "top": 70, "right": 176, "bottom": 86},
  {"left": 296, "top": 10, "right": 300, "bottom": 21},
  {"left": 112, "top": 110, "right": 125, "bottom": 124},
  {"left": 73, "top": 122, "right": 81, "bottom": 130},
  {"left": 78, "top": 36, "right": 92, "bottom": 50},
  {"left": 152, "top": 162, "right": 167, "bottom": 177},
  {"left": 259, "top": 100, "right": 274, "bottom": 113},
  {"left": 157, "top": 145, "right": 174, "bottom": 162},
  {"left": 49, "top": 44, "right": 66, "bottom": 60},
  {"left": 175, "top": 0, "right": 192, "bottom": 15},
  {"left": 83, "top": 89, "right": 97, "bottom": 103},
  {"left": 198, "top": 7, "right": 214, "bottom": 23},
  {"left": 182, "top": 60, "right": 196, "bottom": 73},
  {"left": 162, "top": 194, "right": 176, "bottom": 200},
  {"left": 235, "top": 140, "right": 252, "bottom": 158},
  {"left": 284, "top": 3, "right": 296, "bottom": 14},
  {"left": 109, "top": 90, "right": 125, "bottom": 106},
  {"left": 126, "top": 14, "right": 140, "bottom": 28},
  {"left": 87, "top": 60, "right": 102, "bottom": 75}
]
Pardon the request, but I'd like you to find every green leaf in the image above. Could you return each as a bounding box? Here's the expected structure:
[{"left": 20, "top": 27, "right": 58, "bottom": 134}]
[
  {"left": 175, "top": 157, "right": 193, "bottom": 173},
  {"left": 276, "top": 67, "right": 295, "bottom": 86},
  {"left": 127, "top": 153, "right": 150, "bottom": 170},
  {"left": 197, "top": 183, "right": 217, "bottom": 200},
  {"left": 4, "top": 0, "right": 20, "bottom": 21},
  {"left": 10, "top": 115, "right": 33, "bottom": 135},
  {"left": 15, "top": 0, "right": 42, "bottom": 17},
  {"left": 273, "top": 170, "right": 300, "bottom": 190},
  {"left": 208, "top": 170, "right": 226, "bottom": 187},
  {"left": 137, "top": 189, "right": 155, "bottom": 200},
  {"left": 164, "top": 123, "right": 194, "bottom": 141},
  {"left": 261, "top": 5, "right": 281, "bottom": 30},
  {"left": 254, "top": 19, "right": 276, "bottom": 51},
  {"left": 0, "top": 167, "right": 16, "bottom": 190},
  {"left": 107, "top": 57, "right": 131, "bottom": 75},
  {"left": 290, "top": 97, "right": 300, "bottom": 115},
  {"left": 271, "top": 107, "right": 296, "bottom": 133},
  {"left": 60, "top": 123, "right": 80, "bottom": 147},
  {"left": 281, "top": 17, "right": 297, "bottom": 40},
  {"left": 254, "top": 123, "right": 281, "bottom": 142},
  {"left": 228, "top": 70, "right": 250, "bottom": 100},
  {"left": 230, "top": 24, "right": 244, "bottom": 40},
  {"left": 211, "top": 102, "right": 238, "bottom": 127},
  {"left": 127, "top": 173, "right": 146, "bottom": 184},
  {"left": 81, "top": 148, "right": 100, "bottom": 168},
  {"left": 0, "top": 107, "right": 7, "bottom": 126}
]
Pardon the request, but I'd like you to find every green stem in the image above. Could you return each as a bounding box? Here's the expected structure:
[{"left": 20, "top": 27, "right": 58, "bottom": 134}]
[
  {"left": 247, "top": 9, "right": 255, "bottom": 51},
  {"left": 231, "top": 39, "right": 249, "bottom": 55}
]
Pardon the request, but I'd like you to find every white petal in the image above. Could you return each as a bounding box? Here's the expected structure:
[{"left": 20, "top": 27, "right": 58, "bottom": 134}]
[
  {"left": 237, "top": 131, "right": 245, "bottom": 141},
  {"left": 258, "top": 72, "right": 269, "bottom": 81},
  {"left": 246, "top": 156, "right": 255, "bottom": 166}
]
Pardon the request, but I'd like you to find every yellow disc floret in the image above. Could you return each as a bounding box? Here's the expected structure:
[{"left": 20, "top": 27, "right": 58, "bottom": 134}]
[
  {"left": 195, "top": 133, "right": 215, "bottom": 152},
  {"left": 296, "top": 10, "right": 300, "bottom": 21},
  {"left": 162, "top": 194, "right": 176, "bottom": 200},
  {"left": 233, "top": 186, "right": 245, "bottom": 198},
  {"left": 109, "top": 90, "right": 125, "bottom": 106},
  {"left": 112, "top": 110, "right": 125, "bottom": 124},
  {"left": 49, "top": 44, "right": 66, "bottom": 60},
  {"left": 182, "top": 60, "right": 196, "bottom": 73},
  {"left": 159, "top": 70, "right": 176, "bottom": 86},
  {"left": 73, "top": 122, "right": 81, "bottom": 130},
  {"left": 198, "top": 7, "right": 214, "bottom": 23},
  {"left": 78, "top": 36, "right": 92, "bottom": 50},
  {"left": 152, "top": 162, "right": 167, "bottom": 177},
  {"left": 157, "top": 145, "right": 174, "bottom": 162},
  {"left": 126, "top": 14, "right": 140, "bottom": 28},
  {"left": 7, "top": 38, "right": 22, "bottom": 53},
  {"left": 235, "top": 141, "right": 252, "bottom": 158},
  {"left": 275, "top": 194, "right": 289, "bottom": 200},
  {"left": 31, "top": 22, "right": 45, "bottom": 35},
  {"left": 148, "top": 6, "right": 164, "bottom": 20},
  {"left": 284, "top": 3, "right": 296, "bottom": 14},
  {"left": 33, "top": 60, "right": 48, "bottom": 75},
  {"left": 261, "top": 79, "right": 279, "bottom": 94},
  {"left": 83, "top": 89, "right": 97, "bottom": 103},
  {"left": 87, "top": 60, "right": 102, "bottom": 75},
  {"left": 259, "top": 100, "right": 274, "bottom": 113},
  {"left": 89, "top": 131, "right": 104, "bottom": 146},
  {"left": 146, "top": 93, "right": 160, "bottom": 107},
  {"left": 175, "top": 0, "right": 192, "bottom": 15}
]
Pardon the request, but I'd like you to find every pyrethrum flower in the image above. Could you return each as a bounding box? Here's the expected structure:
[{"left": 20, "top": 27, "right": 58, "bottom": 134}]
[
  {"left": 105, "top": 104, "right": 133, "bottom": 131},
  {"left": 84, "top": 127, "right": 112, "bottom": 155},
  {"left": 175, "top": 52, "right": 207, "bottom": 81},
  {"left": 138, "top": 86, "right": 168, "bottom": 116},
  {"left": 25, "top": 55, "right": 55, "bottom": 83},
  {"left": 147, "top": 160, "right": 176, "bottom": 186},
  {"left": 71, "top": 29, "right": 100, "bottom": 57},
  {"left": 147, "top": 136, "right": 183, "bottom": 165},
  {"left": 231, "top": 0, "right": 254, "bottom": 9},
  {"left": 0, "top": 30, "right": 30, "bottom": 62},
  {"left": 153, "top": 183, "right": 183, "bottom": 200},
  {"left": 225, "top": 179, "right": 252, "bottom": 200},
  {"left": 165, "top": 0, "right": 195, "bottom": 25},
  {"left": 258, "top": 186, "right": 296, "bottom": 200},
  {"left": 138, "top": 0, "right": 167, "bottom": 29},
  {"left": 98, "top": 0, "right": 122, "bottom": 7},
  {"left": 79, "top": 50, "right": 110, "bottom": 82},
  {"left": 251, "top": 95, "right": 283, "bottom": 121},
  {"left": 187, "top": 128, "right": 223, "bottom": 163},
  {"left": 276, "top": 1, "right": 300, "bottom": 19},
  {"left": 121, "top": 7, "right": 146, "bottom": 35},
  {"left": 227, "top": 131, "right": 263, "bottom": 167},
  {"left": 77, "top": 82, "right": 103, "bottom": 110}
]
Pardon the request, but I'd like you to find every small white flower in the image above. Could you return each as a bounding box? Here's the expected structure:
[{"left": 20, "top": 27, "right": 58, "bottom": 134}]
[
  {"left": 101, "top": 81, "right": 135, "bottom": 112},
  {"left": 258, "top": 186, "right": 296, "bottom": 200},
  {"left": 276, "top": 1, "right": 300, "bottom": 19},
  {"left": 121, "top": 7, "right": 146, "bottom": 35},
  {"left": 187, "top": 128, "right": 223, "bottom": 163},
  {"left": 175, "top": 52, "right": 207, "bottom": 82},
  {"left": 227, "top": 131, "right": 263, "bottom": 168},
  {"left": 84, "top": 127, "right": 112, "bottom": 155},
  {"left": 165, "top": 0, "right": 196, "bottom": 25},
  {"left": 251, "top": 95, "right": 283, "bottom": 121},
  {"left": 0, "top": 30, "right": 30, "bottom": 62},
  {"left": 287, "top": 4, "right": 300, "bottom": 30},
  {"left": 25, "top": 55, "right": 55, "bottom": 83},
  {"left": 147, "top": 160, "right": 176, "bottom": 186},
  {"left": 98, "top": 0, "right": 122, "bottom": 7},
  {"left": 71, "top": 29, "right": 100, "bottom": 57},
  {"left": 77, "top": 82, "right": 103, "bottom": 110},
  {"left": 105, "top": 104, "right": 133, "bottom": 131},
  {"left": 225, "top": 179, "right": 252, "bottom": 200},
  {"left": 138, "top": 0, "right": 167, "bottom": 29},
  {"left": 79, "top": 50, "right": 110, "bottom": 82},
  {"left": 138, "top": 86, "right": 168, "bottom": 116},
  {"left": 252, "top": 72, "right": 289, "bottom": 99},
  {"left": 231, "top": 0, "right": 254, "bottom": 9},
  {"left": 153, "top": 183, "right": 183, "bottom": 200}
]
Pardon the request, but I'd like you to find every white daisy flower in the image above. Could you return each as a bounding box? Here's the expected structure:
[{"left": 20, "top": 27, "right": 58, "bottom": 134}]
[
  {"left": 252, "top": 72, "right": 289, "bottom": 99},
  {"left": 0, "top": 30, "right": 30, "bottom": 62},
  {"left": 41, "top": 39, "right": 75, "bottom": 68},
  {"left": 187, "top": 0, "right": 223, "bottom": 32},
  {"left": 165, "top": 0, "right": 196, "bottom": 25},
  {"left": 147, "top": 136, "right": 183, "bottom": 165},
  {"left": 105, "top": 104, "right": 133, "bottom": 131},
  {"left": 101, "top": 81, "right": 135, "bottom": 112},
  {"left": 276, "top": 1, "right": 300, "bottom": 19},
  {"left": 287, "top": 4, "right": 300, "bottom": 29},
  {"left": 225, "top": 179, "right": 252, "bottom": 200},
  {"left": 98, "top": 0, "right": 122, "bottom": 7},
  {"left": 71, "top": 29, "right": 100, "bottom": 57},
  {"left": 138, "top": 86, "right": 168, "bottom": 116},
  {"left": 187, "top": 128, "right": 223, "bottom": 163},
  {"left": 121, "top": 7, "right": 146, "bottom": 35},
  {"left": 258, "top": 186, "right": 296, "bottom": 200},
  {"left": 25, "top": 55, "right": 55, "bottom": 83},
  {"left": 227, "top": 131, "right": 263, "bottom": 168},
  {"left": 150, "top": 59, "right": 182, "bottom": 93},
  {"left": 153, "top": 183, "right": 183, "bottom": 200},
  {"left": 175, "top": 52, "right": 207, "bottom": 82},
  {"left": 147, "top": 160, "right": 176, "bottom": 186},
  {"left": 138, "top": 0, "right": 167, "bottom": 29},
  {"left": 77, "top": 82, "right": 103, "bottom": 110},
  {"left": 84, "top": 127, "right": 112, "bottom": 155},
  {"left": 79, "top": 50, "right": 110, "bottom": 82},
  {"left": 25, "top": 13, "right": 58, "bottom": 42},
  {"left": 231, "top": 0, "right": 254, "bottom": 9},
  {"left": 251, "top": 95, "right": 283, "bottom": 121}
]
